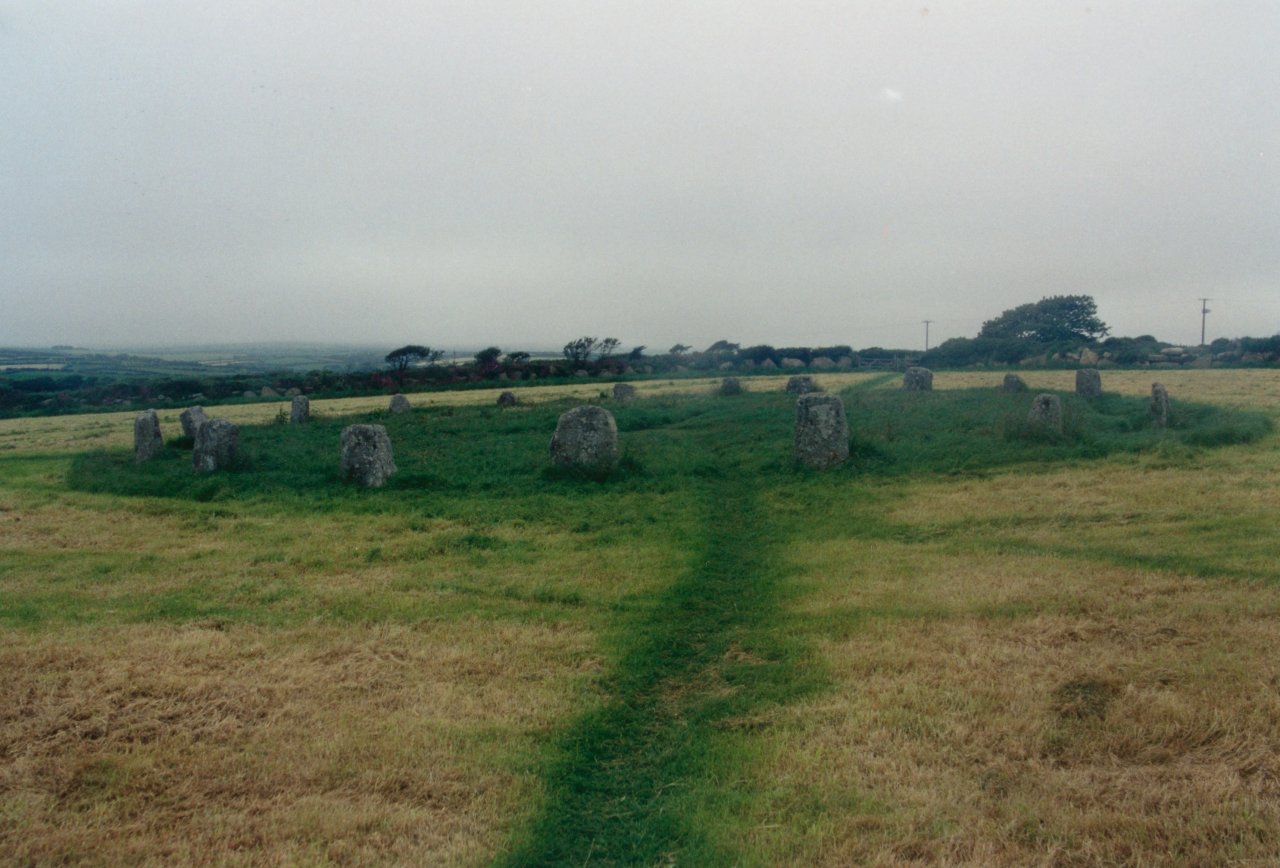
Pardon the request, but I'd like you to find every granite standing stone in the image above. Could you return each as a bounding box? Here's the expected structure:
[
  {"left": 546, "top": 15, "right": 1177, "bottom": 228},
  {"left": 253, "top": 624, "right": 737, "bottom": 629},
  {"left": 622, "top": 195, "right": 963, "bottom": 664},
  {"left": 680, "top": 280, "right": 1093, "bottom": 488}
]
[
  {"left": 612, "top": 383, "right": 637, "bottom": 401},
  {"left": 496, "top": 390, "right": 518, "bottom": 407},
  {"left": 1076, "top": 368, "right": 1102, "bottom": 399},
  {"left": 1001, "top": 373, "right": 1028, "bottom": 393},
  {"left": 550, "top": 406, "right": 618, "bottom": 472},
  {"left": 340, "top": 424, "right": 397, "bottom": 487},
  {"left": 179, "top": 405, "right": 208, "bottom": 439},
  {"left": 785, "top": 375, "right": 819, "bottom": 395},
  {"left": 1150, "top": 382, "right": 1169, "bottom": 428},
  {"left": 719, "top": 377, "right": 744, "bottom": 396},
  {"left": 193, "top": 419, "right": 239, "bottom": 473},
  {"left": 794, "top": 394, "right": 849, "bottom": 470},
  {"left": 388, "top": 394, "right": 411, "bottom": 414},
  {"left": 903, "top": 367, "right": 933, "bottom": 391},
  {"left": 1027, "top": 393, "right": 1063, "bottom": 434},
  {"left": 290, "top": 395, "right": 310, "bottom": 424},
  {"left": 134, "top": 410, "right": 164, "bottom": 463}
]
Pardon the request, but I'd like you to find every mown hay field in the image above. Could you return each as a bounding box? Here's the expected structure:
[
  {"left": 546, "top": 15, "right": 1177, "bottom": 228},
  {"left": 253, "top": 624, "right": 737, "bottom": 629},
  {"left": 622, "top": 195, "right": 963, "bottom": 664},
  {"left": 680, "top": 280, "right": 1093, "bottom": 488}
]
[{"left": 2, "top": 369, "right": 1279, "bottom": 865}]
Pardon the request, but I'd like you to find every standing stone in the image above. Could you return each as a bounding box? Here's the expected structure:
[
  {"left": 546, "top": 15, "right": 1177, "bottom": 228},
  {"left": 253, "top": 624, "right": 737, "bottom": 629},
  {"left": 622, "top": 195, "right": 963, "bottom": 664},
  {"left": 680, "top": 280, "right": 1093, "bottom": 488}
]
[
  {"left": 786, "top": 375, "right": 819, "bottom": 395},
  {"left": 497, "top": 390, "right": 518, "bottom": 407},
  {"left": 1001, "top": 373, "right": 1028, "bottom": 393},
  {"left": 550, "top": 406, "right": 618, "bottom": 472},
  {"left": 719, "top": 377, "right": 744, "bottom": 396},
  {"left": 388, "top": 394, "right": 411, "bottom": 414},
  {"left": 193, "top": 419, "right": 239, "bottom": 473},
  {"left": 903, "top": 367, "right": 933, "bottom": 391},
  {"left": 133, "top": 410, "right": 164, "bottom": 463},
  {"left": 1150, "top": 383, "right": 1170, "bottom": 428},
  {"left": 340, "top": 424, "right": 397, "bottom": 487},
  {"left": 794, "top": 394, "right": 849, "bottom": 470},
  {"left": 290, "top": 395, "right": 310, "bottom": 424},
  {"left": 1076, "top": 369, "right": 1102, "bottom": 399},
  {"left": 1027, "top": 393, "right": 1063, "bottom": 434},
  {"left": 179, "top": 405, "right": 208, "bottom": 439},
  {"left": 612, "top": 383, "right": 637, "bottom": 401}
]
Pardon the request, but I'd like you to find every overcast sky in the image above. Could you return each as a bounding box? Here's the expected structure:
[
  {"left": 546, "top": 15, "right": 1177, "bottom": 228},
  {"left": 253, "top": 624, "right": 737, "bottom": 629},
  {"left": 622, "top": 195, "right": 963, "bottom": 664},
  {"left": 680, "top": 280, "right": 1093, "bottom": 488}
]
[{"left": 2, "top": 2, "right": 1277, "bottom": 352}]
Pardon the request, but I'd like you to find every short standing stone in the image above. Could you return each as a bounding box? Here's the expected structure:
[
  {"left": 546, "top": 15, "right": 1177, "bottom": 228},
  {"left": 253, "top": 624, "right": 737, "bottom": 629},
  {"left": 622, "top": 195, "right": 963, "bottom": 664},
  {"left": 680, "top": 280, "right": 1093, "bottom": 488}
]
[
  {"left": 134, "top": 410, "right": 164, "bottom": 463},
  {"left": 794, "top": 394, "right": 849, "bottom": 470},
  {"left": 1150, "top": 383, "right": 1169, "bottom": 428},
  {"left": 290, "top": 395, "right": 310, "bottom": 424},
  {"left": 193, "top": 419, "right": 239, "bottom": 473},
  {"left": 719, "top": 377, "right": 744, "bottom": 396},
  {"left": 1001, "top": 373, "right": 1028, "bottom": 393},
  {"left": 903, "top": 367, "right": 933, "bottom": 391},
  {"left": 1027, "top": 393, "right": 1063, "bottom": 434},
  {"left": 1076, "top": 368, "right": 1102, "bottom": 399},
  {"left": 179, "top": 405, "right": 208, "bottom": 439},
  {"left": 550, "top": 406, "right": 618, "bottom": 472},
  {"left": 786, "top": 375, "right": 819, "bottom": 395},
  {"left": 497, "top": 390, "right": 518, "bottom": 407},
  {"left": 388, "top": 394, "right": 411, "bottom": 414},
  {"left": 340, "top": 424, "right": 397, "bottom": 487},
  {"left": 612, "top": 383, "right": 637, "bottom": 401}
]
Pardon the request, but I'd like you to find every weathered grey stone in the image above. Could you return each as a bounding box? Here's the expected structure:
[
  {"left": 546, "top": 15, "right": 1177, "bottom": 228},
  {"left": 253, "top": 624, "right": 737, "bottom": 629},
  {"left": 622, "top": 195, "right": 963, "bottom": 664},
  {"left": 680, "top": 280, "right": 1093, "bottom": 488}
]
[
  {"left": 719, "top": 377, "right": 744, "bottom": 396},
  {"left": 794, "top": 394, "right": 849, "bottom": 470},
  {"left": 1001, "top": 373, "right": 1028, "bottom": 393},
  {"left": 612, "top": 383, "right": 637, "bottom": 401},
  {"left": 193, "top": 419, "right": 239, "bottom": 473},
  {"left": 134, "top": 410, "right": 164, "bottom": 463},
  {"left": 290, "top": 395, "right": 310, "bottom": 424},
  {"left": 1076, "top": 368, "right": 1102, "bottom": 399},
  {"left": 497, "top": 390, "right": 518, "bottom": 407},
  {"left": 1027, "top": 393, "right": 1063, "bottom": 434},
  {"left": 388, "top": 394, "right": 411, "bottom": 414},
  {"left": 550, "top": 406, "right": 618, "bottom": 472},
  {"left": 785, "top": 375, "right": 819, "bottom": 395},
  {"left": 781, "top": 357, "right": 805, "bottom": 369},
  {"left": 179, "top": 405, "right": 208, "bottom": 439},
  {"left": 340, "top": 424, "right": 397, "bottom": 487},
  {"left": 902, "top": 367, "right": 933, "bottom": 391},
  {"left": 1150, "top": 382, "right": 1169, "bottom": 428}
]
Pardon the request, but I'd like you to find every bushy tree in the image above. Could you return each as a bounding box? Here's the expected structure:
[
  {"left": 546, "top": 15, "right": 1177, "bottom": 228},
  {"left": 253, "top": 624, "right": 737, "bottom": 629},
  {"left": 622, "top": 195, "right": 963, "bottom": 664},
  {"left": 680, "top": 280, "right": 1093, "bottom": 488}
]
[
  {"left": 385, "top": 345, "right": 442, "bottom": 385},
  {"left": 979, "top": 295, "right": 1109, "bottom": 343},
  {"left": 563, "top": 337, "right": 600, "bottom": 366}
]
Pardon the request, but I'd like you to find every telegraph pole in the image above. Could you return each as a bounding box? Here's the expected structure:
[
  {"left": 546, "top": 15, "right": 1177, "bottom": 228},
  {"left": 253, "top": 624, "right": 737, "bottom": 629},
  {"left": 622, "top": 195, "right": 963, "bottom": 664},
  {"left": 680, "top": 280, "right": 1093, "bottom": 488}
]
[
  {"left": 922, "top": 319, "right": 934, "bottom": 351},
  {"left": 1198, "top": 298, "right": 1211, "bottom": 346}
]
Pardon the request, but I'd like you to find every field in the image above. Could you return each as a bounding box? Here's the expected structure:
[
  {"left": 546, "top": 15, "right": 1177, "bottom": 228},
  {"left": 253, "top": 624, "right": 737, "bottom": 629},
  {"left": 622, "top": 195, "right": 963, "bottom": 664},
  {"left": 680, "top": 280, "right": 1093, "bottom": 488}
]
[{"left": 2, "top": 370, "right": 1279, "bottom": 865}]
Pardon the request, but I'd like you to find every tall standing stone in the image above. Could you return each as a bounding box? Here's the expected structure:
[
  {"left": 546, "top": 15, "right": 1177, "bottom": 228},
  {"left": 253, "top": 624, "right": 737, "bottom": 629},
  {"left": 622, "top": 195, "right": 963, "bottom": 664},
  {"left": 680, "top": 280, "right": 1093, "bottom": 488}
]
[
  {"left": 903, "top": 367, "right": 933, "bottom": 391},
  {"left": 134, "top": 410, "right": 164, "bottom": 463},
  {"left": 786, "top": 375, "right": 819, "bottom": 395},
  {"left": 340, "top": 424, "right": 397, "bottom": 487},
  {"left": 388, "top": 394, "right": 411, "bottom": 414},
  {"left": 794, "top": 394, "right": 849, "bottom": 470},
  {"left": 612, "top": 383, "right": 637, "bottom": 401},
  {"left": 1001, "top": 373, "right": 1028, "bottom": 393},
  {"left": 550, "top": 406, "right": 618, "bottom": 472},
  {"left": 193, "top": 419, "right": 239, "bottom": 473},
  {"left": 1076, "top": 369, "right": 1102, "bottom": 399},
  {"left": 179, "top": 405, "right": 208, "bottom": 440},
  {"left": 1027, "top": 393, "right": 1063, "bottom": 434},
  {"left": 290, "top": 395, "right": 310, "bottom": 424},
  {"left": 1150, "top": 383, "right": 1169, "bottom": 428}
]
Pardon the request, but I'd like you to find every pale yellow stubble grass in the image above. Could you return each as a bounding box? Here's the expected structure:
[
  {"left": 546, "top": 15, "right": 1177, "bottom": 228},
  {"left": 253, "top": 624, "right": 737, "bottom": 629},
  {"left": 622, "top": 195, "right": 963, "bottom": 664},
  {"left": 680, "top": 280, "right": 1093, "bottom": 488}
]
[
  {"left": 933, "top": 367, "right": 1280, "bottom": 409},
  {"left": 0, "top": 619, "right": 599, "bottom": 866}
]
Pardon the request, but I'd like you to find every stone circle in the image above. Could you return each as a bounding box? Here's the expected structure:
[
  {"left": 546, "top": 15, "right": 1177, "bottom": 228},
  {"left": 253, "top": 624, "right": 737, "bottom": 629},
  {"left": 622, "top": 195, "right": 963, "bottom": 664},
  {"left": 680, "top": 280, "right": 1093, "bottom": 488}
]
[
  {"left": 1150, "top": 382, "right": 1169, "bottom": 428},
  {"left": 794, "top": 394, "right": 849, "bottom": 470},
  {"left": 785, "top": 375, "right": 819, "bottom": 395},
  {"left": 290, "top": 395, "right": 310, "bottom": 424},
  {"left": 1075, "top": 368, "right": 1102, "bottom": 399},
  {"left": 179, "top": 405, "right": 208, "bottom": 440},
  {"left": 388, "top": 394, "right": 411, "bottom": 414},
  {"left": 1001, "top": 373, "right": 1028, "bottom": 393},
  {"left": 193, "top": 419, "right": 239, "bottom": 473},
  {"left": 340, "top": 424, "right": 397, "bottom": 488},
  {"left": 550, "top": 406, "right": 618, "bottom": 472},
  {"left": 1027, "top": 393, "right": 1063, "bottom": 434},
  {"left": 133, "top": 409, "right": 164, "bottom": 463},
  {"left": 902, "top": 367, "right": 933, "bottom": 391}
]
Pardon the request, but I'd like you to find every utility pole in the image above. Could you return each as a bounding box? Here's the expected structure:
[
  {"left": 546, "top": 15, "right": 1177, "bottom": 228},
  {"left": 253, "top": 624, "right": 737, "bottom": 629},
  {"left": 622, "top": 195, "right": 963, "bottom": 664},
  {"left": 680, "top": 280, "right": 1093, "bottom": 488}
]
[
  {"left": 922, "top": 319, "right": 933, "bottom": 351},
  {"left": 1198, "top": 298, "right": 1211, "bottom": 346}
]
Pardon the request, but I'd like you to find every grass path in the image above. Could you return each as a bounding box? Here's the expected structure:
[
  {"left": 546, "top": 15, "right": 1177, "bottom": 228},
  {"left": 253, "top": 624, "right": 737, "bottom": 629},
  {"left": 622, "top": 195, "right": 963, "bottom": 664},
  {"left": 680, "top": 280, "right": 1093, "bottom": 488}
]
[{"left": 504, "top": 454, "right": 821, "bottom": 865}]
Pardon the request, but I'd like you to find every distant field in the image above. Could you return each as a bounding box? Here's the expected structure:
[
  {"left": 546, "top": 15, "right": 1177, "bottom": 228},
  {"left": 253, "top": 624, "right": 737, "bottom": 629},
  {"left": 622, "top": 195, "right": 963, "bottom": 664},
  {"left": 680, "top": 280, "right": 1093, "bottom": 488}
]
[{"left": 2, "top": 370, "right": 1278, "bottom": 864}]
